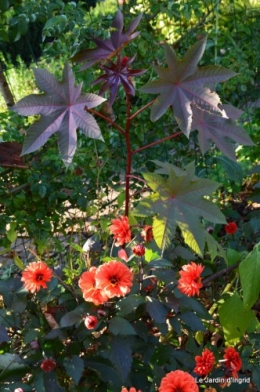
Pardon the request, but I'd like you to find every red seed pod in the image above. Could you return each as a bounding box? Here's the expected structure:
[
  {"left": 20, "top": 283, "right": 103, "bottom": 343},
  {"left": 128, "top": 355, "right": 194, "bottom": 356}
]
[{"left": 225, "top": 222, "right": 237, "bottom": 235}]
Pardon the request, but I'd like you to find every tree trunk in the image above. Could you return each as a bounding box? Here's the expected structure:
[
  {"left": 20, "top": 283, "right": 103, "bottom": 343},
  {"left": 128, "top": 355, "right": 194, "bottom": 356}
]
[{"left": 0, "top": 63, "right": 15, "bottom": 108}]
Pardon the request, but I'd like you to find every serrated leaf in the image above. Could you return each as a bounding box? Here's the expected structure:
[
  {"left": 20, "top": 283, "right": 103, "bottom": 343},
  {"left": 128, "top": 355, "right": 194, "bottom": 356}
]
[
  {"left": 239, "top": 244, "right": 260, "bottom": 309},
  {"left": 84, "top": 358, "right": 122, "bottom": 387},
  {"left": 134, "top": 162, "right": 226, "bottom": 255},
  {"left": 191, "top": 105, "right": 253, "bottom": 161},
  {"left": 109, "top": 316, "right": 136, "bottom": 335},
  {"left": 116, "top": 294, "right": 145, "bottom": 316},
  {"left": 60, "top": 306, "right": 84, "bottom": 328},
  {"left": 179, "top": 311, "right": 206, "bottom": 331},
  {"left": 109, "top": 336, "right": 132, "bottom": 382},
  {"left": 140, "top": 37, "right": 237, "bottom": 135},
  {"left": 12, "top": 63, "right": 105, "bottom": 167},
  {"left": 219, "top": 292, "right": 256, "bottom": 345},
  {"left": 146, "top": 296, "right": 168, "bottom": 324},
  {"left": 63, "top": 355, "right": 84, "bottom": 385},
  {"left": 73, "top": 10, "right": 142, "bottom": 70},
  {"left": 44, "top": 373, "right": 65, "bottom": 392}
]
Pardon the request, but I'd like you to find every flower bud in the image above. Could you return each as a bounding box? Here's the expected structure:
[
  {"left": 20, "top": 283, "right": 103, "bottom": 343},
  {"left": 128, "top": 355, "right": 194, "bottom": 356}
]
[
  {"left": 40, "top": 358, "right": 56, "bottom": 372},
  {"left": 84, "top": 315, "right": 98, "bottom": 329},
  {"left": 132, "top": 244, "right": 145, "bottom": 256},
  {"left": 30, "top": 340, "right": 39, "bottom": 349}
]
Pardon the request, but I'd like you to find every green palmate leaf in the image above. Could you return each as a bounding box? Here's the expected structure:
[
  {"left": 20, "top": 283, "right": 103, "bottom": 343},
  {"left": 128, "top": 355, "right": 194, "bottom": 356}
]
[
  {"left": 219, "top": 292, "right": 256, "bottom": 345},
  {"left": 63, "top": 355, "right": 84, "bottom": 385},
  {"left": 109, "top": 336, "right": 132, "bottom": 383},
  {"left": 134, "top": 161, "right": 226, "bottom": 255},
  {"left": 239, "top": 243, "right": 260, "bottom": 309},
  {"left": 12, "top": 63, "right": 105, "bottom": 167},
  {"left": 109, "top": 316, "right": 136, "bottom": 335},
  {"left": 140, "top": 37, "right": 237, "bottom": 136}
]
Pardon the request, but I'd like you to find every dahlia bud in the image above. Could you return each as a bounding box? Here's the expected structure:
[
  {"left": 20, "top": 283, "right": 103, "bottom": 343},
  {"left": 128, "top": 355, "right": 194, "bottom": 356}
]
[
  {"left": 84, "top": 315, "right": 98, "bottom": 329},
  {"left": 132, "top": 244, "right": 145, "bottom": 256},
  {"left": 40, "top": 358, "right": 56, "bottom": 372}
]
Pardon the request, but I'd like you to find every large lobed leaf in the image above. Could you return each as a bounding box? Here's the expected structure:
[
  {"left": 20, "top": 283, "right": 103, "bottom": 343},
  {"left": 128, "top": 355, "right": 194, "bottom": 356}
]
[
  {"left": 12, "top": 63, "right": 105, "bottom": 167},
  {"left": 191, "top": 104, "right": 254, "bottom": 160},
  {"left": 140, "top": 37, "right": 237, "bottom": 136},
  {"left": 133, "top": 160, "right": 226, "bottom": 255},
  {"left": 72, "top": 10, "right": 142, "bottom": 70}
]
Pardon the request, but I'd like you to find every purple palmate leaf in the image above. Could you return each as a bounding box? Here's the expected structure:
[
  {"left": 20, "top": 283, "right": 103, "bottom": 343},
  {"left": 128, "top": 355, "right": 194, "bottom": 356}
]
[
  {"left": 140, "top": 37, "right": 237, "bottom": 137},
  {"left": 12, "top": 63, "right": 106, "bottom": 167},
  {"left": 191, "top": 104, "right": 254, "bottom": 161},
  {"left": 72, "top": 10, "right": 142, "bottom": 70},
  {"left": 92, "top": 55, "right": 146, "bottom": 105}
]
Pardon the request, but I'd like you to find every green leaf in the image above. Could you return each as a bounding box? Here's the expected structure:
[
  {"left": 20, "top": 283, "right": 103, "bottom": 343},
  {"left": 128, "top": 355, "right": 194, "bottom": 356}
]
[
  {"left": 239, "top": 243, "right": 260, "bottom": 309},
  {"left": 116, "top": 294, "right": 145, "bottom": 316},
  {"left": 146, "top": 296, "right": 168, "bottom": 324},
  {"left": 226, "top": 248, "right": 242, "bottom": 266},
  {"left": 0, "top": 325, "right": 10, "bottom": 343},
  {"left": 219, "top": 292, "right": 256, "bottom": 345},
  {"left": 84, "top": 358, "right": 122, "bottom": 387},
  {"left": 109, "top": 316, "right": 136, "bottom": 335},
  {"left": 205, "top": 232, "right": 227, "bottom": 263},
  {"left": 13, "top": 252, "right": 24, "bottom": 270},
  {"left": 109, "top": 336, "right": 132, "bottom": 382},
  {"left": 6, "top": 222, "right": 17, "bottom": 243},
  {"left": 63, "top": 355, "right": 84, "bottom": 385},
  {"left": 215, "top": 156, "right": 244, "bottom": 178},
  {"left": 179, "top": 311, "right": 206, "bottom": 331},
  {"left": 60, "top": 306, "right": 85, "bottom": 328},
  {"left": 0, "top": 0, "right": 9, "bottom": 12},
  {"left": 134, "top": 162, "right": 225, "bottom": 255}
]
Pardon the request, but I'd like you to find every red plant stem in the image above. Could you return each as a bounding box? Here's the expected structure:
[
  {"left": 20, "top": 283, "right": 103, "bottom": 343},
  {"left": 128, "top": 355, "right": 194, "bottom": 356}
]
[
  {"left": 132, "top": 131, "right": 182, "bottom": 154},
  {"left": 125, "top": 93, "right": 133, "bottom": 217},
  {"left": 85, "top": 107, "right": 125, "bottom": 136},
  {"left": 126, "top": 174, "right": 146, "bottom": 183},
  {"left": 129, "top": 99, "right": 156, "bottom": 121}
]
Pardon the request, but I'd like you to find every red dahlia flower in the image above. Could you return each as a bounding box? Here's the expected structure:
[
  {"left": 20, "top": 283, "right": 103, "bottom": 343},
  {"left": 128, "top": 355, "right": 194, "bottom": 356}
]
[
  {"left": 223, "top": 347, "right": 242, "bottom": 378},
  {"left": 194, "top": 348, "right": 215, "bottom": 376},
  {"left": 40, "top": 358, "right": 56, "bottom": 372},
  {"left": 21, "top": 261, "right": 53, "bottom": 293},
  {"left": 178, "top": 262, "right": 204, "bottom": 297},
  {"left": 109, "top": 216, "right": 131, "bottom": 246},
  {"left": 225, "top": 222, "right": 237, "bottom": 235},
  {"left": 95, "top": 260, "right": 133, "bottom": 298},
  {"left": 159, "top": 370, "right": 199, "bottom": 392},
  {"left": 78, "top": 267, "right": 108, "bottom": 305},
  {"left": 84, "top": 315, "right": 98, "bottom": 329}
]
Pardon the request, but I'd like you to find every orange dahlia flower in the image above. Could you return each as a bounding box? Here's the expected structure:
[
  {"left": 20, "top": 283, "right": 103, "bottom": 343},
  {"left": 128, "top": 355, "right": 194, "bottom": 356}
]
[
  {"left": 194, "top": 348, "right": 215, "bottom": 376},
  {"left": 78, "top": 267, "right": 108, "bottom": 305},
  {"left": 121, "top": 388, "right": 142, "bottom": 392},
  {"left": 159, "top": 370, "right": 199, "bottom": 392},
  {"left": 178, "top": 262, "right": 204, "bottom": 297},
  {"left": 21, "top": 261, "right": 53, "bottom": 293},
  {"left": 95, "top": 261, "right": 133, "bottom": 298},
  {"left": 109, "top": 216, "right": 131, "bottom": 246},
  {"left": 223, "top": 347, "right": 242, "bottom": 378}
]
